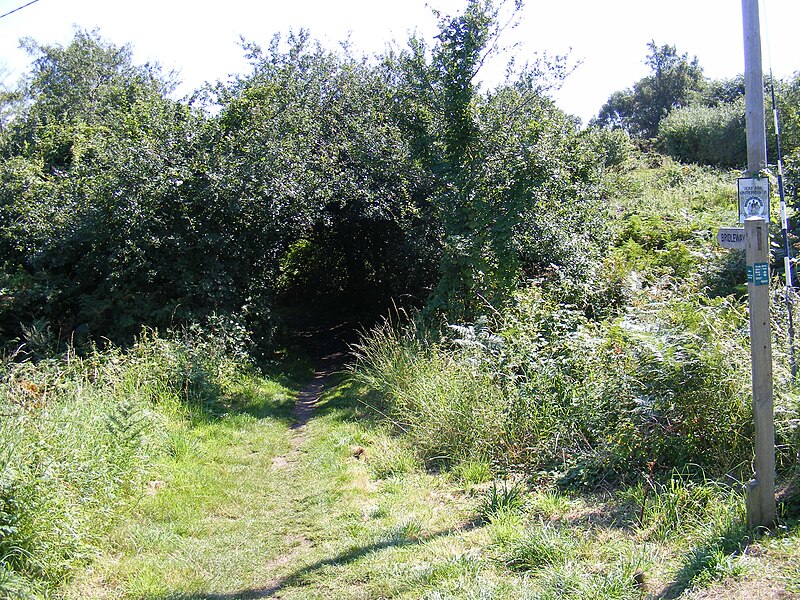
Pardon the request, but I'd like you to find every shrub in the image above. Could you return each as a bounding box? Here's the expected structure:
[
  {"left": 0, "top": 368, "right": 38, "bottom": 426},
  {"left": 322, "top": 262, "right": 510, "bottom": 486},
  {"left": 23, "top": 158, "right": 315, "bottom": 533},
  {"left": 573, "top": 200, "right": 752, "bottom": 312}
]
[
  {"left": 585, "top": 126, "right": 635, "bottom": 169},
  {"left": 352, "top": 286, "right": 777, "bottom": 486},
  {"left": 659, "top": 100, "right": 746, "bottom": 168},
  {"left": 352, "top": 318, "right": 507, "bottom": 466},
  {"left": 595, "top": 297, "right": 752, "bottom": 474}
]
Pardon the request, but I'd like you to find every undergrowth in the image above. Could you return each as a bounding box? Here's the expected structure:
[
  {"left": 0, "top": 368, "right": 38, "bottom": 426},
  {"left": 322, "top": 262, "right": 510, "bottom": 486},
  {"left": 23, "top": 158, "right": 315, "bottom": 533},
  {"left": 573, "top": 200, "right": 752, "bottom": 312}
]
[
  {"left": 0, "top": 325, "right": 261, "bottom": 597},
  {"left": 351, "top": 290, "right": 778, "bottom": 484},
  {"left": 351, "top": 160, "right": 800, "bottom": 489}
]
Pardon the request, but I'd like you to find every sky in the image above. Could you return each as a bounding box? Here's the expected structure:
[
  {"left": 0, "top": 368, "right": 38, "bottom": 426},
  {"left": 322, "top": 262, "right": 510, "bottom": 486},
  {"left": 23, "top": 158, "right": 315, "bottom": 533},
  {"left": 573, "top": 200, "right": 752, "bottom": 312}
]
[{"left": 1, "top": 0, "right": 799, "bottom": 124}]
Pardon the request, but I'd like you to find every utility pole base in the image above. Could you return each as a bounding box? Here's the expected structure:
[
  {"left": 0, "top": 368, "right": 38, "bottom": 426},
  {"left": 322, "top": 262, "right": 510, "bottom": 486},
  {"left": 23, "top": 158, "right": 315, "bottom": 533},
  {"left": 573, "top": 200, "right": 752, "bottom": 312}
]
[
  {"left": 745, "top": 478, "right": 776, "bottom": 530},
  {"left": 744, "top": 217, "right": 776, "bottom": 530}
]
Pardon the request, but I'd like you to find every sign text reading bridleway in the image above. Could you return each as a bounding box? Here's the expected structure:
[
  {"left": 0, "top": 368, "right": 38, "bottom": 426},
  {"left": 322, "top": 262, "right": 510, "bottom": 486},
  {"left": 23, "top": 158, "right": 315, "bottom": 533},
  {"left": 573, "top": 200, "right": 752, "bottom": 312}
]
[{"left": 717, "top": 227, "right": 746, "bottom": 249}]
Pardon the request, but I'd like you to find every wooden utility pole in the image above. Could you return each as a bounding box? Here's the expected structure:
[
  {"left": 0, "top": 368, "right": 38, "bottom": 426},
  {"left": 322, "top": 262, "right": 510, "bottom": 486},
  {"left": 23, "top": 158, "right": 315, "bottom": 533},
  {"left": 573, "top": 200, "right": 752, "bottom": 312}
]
[
  {"left": 745, "top": 217, "right": 776, "bottom": 528},
  {"left": 742, "top": 0, "right": 776, "bottom": 529},
  {"left": 743, "top": 0, "right": 767, "bottom": 173}
]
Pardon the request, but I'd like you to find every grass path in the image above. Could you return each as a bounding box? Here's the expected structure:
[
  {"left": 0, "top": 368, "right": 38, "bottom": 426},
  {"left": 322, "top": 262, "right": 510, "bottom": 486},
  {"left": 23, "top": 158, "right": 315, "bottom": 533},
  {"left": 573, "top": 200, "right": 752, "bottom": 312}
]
[
  {"left": 64, "top": 346, "right": 488, "bottom": 599},
  {"left": 64, "top": 352, "right": 800, "bottom": 599}
]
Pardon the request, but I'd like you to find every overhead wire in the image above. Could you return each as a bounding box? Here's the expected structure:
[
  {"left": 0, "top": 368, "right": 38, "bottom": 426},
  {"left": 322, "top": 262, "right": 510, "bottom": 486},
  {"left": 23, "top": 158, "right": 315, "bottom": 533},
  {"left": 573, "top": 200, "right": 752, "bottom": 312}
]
[
  {"left": 0, "top": 0, "right": 42, "bottom": 21},
  {"left": 762, "top": 0, "right": 796, "bottom": 380}
]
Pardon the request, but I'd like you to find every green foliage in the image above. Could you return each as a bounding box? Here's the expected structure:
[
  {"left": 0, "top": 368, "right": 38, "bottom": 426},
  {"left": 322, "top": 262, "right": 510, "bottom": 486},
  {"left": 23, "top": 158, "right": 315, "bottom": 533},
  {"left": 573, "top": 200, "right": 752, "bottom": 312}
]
[
  {"left": 595, "top": 41, "right": 705, "bottom": 139},
  {"left": 499, "top": 524, "right": 581, "bottom": 572},
  {"left": 478, "top": 481, "right": 525, "bottom": 522},
  {"left": 594, "top": 44, "right": 800, "bottom": 171},
  {"left": 659, "top": 99, "right": 747, "bottom": 167},
  {"left": 0, "top": 327, "right": 261, "bottom": 596},
  {"left": 206, "top": 27, "right": 457, "bottom": 319},
  {"left": 452, "top": 458, "right": 493, "bottom": 485},
  {"left": 354, "top": 256, "right": 798, "bottom": 488},
  {"left": 376, "top": 0, "right": 611, "bottom": 320},
  {"left": 4, "top": 6, "right": 799, "bottom": 597},
  {"left": 367, "top": 437, "right": 420, "bottom": 479},
  {"left": 628, "top": 469, "right": 743, "bottom": 542},
  {"left": 668, "top": 513, "right": 750, "bottom": 594},
  {"left": 0, "top": 3, "right": 616, "bottom": 347},
  {"left": 585, "top": 126, "right": 635, "bottom": 169},
  {"left": 350, "top": 143, "right": 793, "bottom": 491},
  {"left": 0, "top": 31, "right": 221, "bottom": 345},
  {"left": 775, "top": 72, "right": 800, "bottom": 184},
  {"left": 352, "top": 318, "right": 507, "bottom": 465},
  {"left": 701, "top": 75, "right": 745, "bottom": 106}
]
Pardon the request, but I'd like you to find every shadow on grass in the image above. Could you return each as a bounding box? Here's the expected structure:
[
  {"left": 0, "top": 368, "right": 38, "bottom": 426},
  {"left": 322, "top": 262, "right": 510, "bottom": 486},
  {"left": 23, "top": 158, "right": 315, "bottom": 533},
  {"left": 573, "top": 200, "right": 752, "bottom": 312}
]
[
  {"left": 182, "top": 375, "right": 298, "bottom": 429},
  {"left": 657, "top": 519, "right": 751, "bottom": 599},
  {"left": 143, "top": 521, "right": 481, "bottom": 599},
  {"left": 177, "top": 347, "right": 326, "bottom": 429},
  {"left": 305, "top": 368, "right": 380, "bottom": 424},
  {"left": 180, "top": 328, "right": 358, "bottom": 431}
]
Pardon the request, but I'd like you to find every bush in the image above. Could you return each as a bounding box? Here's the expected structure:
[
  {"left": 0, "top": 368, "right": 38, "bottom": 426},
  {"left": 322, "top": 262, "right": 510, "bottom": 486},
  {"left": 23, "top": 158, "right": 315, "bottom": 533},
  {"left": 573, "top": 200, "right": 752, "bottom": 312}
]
[
  {"left": 352, "top": 285, "right": 789, "bottom": 486},
  {"left": 500, "top": 524, "right": 581, "bottom": 572},
  {"left": 658, "top": 100, "right": 746, "bottom": 168},
  {"left": 585, "top": 126, "right": 635, "bottom": 170},
  {"left": 588, "top": 297, "right": 753, "bottom": 478}
]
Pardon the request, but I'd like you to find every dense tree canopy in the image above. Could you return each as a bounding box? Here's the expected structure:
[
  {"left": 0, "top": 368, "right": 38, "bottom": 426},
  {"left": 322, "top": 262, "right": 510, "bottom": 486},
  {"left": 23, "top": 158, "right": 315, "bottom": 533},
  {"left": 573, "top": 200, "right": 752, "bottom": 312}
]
[
  {"left": 0, "top": 1, "right": 621, "bottom": 352},
  {"left": 0, "top": 31, "right": 206, "bottom": 345}
]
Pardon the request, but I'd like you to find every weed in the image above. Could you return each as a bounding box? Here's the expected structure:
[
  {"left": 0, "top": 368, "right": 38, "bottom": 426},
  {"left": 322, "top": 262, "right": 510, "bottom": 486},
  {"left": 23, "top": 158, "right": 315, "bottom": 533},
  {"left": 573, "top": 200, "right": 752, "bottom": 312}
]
[
  {"left": 417, "top": 553, "right": 482, "bottom": 588},
  {"left": 382, "top": 518, "right": 424, "bottom": 544},
  {"left": 164, "top": 428, "right": 198, "bottom": 460},
  {"left": 528, "top": 488, "right": 576, "bottom": 520},
  {"left": 667, "top": 518, "right": 751, "bottom": 595},
  {"left": 626, "top": 469, "right": 745, "bottom": 543},
  {"left": 533, "top": 560, "right": 645, "bottom": 599},
  {"left": 0, "top": 562, "right": 31, "bottom": 599},
  {"left": 499, "top": 523, "right": 581, "bottom": 572},
  {"left": 453, "top": 458, "right": 493, "bottom": 486},
  {"left": 352, "top": 272, "right": 770, "bottom": 487},
  {"left": 478, "top": 481, "right": 525, "bottom": 523}
]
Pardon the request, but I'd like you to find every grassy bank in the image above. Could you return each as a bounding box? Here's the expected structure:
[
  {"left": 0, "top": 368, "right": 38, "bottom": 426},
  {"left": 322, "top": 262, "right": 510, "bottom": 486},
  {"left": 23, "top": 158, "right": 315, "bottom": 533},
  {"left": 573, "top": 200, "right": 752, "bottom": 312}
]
[
  {"left": 0, "top": 326, "right": 304, "bottom": 598},
  {"left": 352, "top": 158, "right": 800, "bottom": 486},
  {"left": 59, "top": 374, "right": 800, "bottom": 599},
  {"left": 343, "top": 158, "right": 800, "bottom": 595}
]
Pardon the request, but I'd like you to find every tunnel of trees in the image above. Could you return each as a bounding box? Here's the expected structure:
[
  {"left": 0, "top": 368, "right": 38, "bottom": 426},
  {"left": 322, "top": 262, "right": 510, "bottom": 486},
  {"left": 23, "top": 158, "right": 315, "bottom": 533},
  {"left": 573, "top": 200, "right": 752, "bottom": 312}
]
[{"left": 0, "top": 2, "right": 613, "bottom": 352}]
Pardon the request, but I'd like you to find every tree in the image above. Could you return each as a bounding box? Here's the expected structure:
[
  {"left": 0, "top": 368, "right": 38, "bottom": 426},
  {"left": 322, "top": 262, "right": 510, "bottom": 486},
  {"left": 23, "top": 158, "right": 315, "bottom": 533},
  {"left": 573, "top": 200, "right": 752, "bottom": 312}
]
[
  {"left": 658, "top": 99, "right": 747, "bottom": 167},
  {"left": 206, "top": 32, "right": 436, "bottom": 317},
  {"left": 0, "top": 31, "right": 206, "bottom": 345},
  {"left": 0, "top": 8, "right": 617, "bottom": 349},
  {"left": 389, "top": 0, "right": 609, "bottom": 319},
  {"left": 595, "top": 42, "right": 705, "bottom": 139},
  {"left": 702, "top": 74, "right": 745, "bottom": 106}
]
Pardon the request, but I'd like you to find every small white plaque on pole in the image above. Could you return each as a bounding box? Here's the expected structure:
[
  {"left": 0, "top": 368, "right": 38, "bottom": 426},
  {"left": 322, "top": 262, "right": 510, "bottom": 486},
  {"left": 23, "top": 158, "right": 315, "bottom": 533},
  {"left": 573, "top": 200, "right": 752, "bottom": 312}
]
[
  {"left": 738, "top": 177, "right": 770, "bottom": 223},
  {"left": 717, "top": 227, "right": 746, "bottom": 249}
]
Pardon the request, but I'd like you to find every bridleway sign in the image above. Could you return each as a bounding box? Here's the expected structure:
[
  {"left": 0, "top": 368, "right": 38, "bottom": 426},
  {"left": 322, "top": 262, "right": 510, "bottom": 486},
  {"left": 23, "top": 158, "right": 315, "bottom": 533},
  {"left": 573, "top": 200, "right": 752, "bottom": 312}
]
[{"left": 716, "top": 227, "right": 746, "bottom": 249}]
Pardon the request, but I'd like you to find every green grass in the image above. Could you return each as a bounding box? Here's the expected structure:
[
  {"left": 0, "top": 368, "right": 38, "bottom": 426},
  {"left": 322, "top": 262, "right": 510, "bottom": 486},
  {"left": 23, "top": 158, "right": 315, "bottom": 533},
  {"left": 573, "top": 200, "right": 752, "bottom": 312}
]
[
  {"left": 0, "top": 328, "right": 305, "bottom": 599},
  {"left": 478, "top": 481, "right": 525, "bottom": 523},
  {"left": 62, "top": 368, "right": 298, "bottom": 598},
  {"left": 0, "top": 336, "right": 191, "bottom": 596},
  {"left": 55, "top": 371, "right": 800, "bottom": 599}
]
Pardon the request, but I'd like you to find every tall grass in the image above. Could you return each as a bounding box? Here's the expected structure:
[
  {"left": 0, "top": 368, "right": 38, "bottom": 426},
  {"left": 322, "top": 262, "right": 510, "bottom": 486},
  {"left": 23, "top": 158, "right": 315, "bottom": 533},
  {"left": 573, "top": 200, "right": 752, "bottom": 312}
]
[
  {"left": 353, "top": 285, "right": 799, "bottom": 485},
  {"left": 0, "top": 327, "right": 246, "bottom": 597},
  {"left": 352, "top": 320, "right": 505, "bottom": 465}
]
